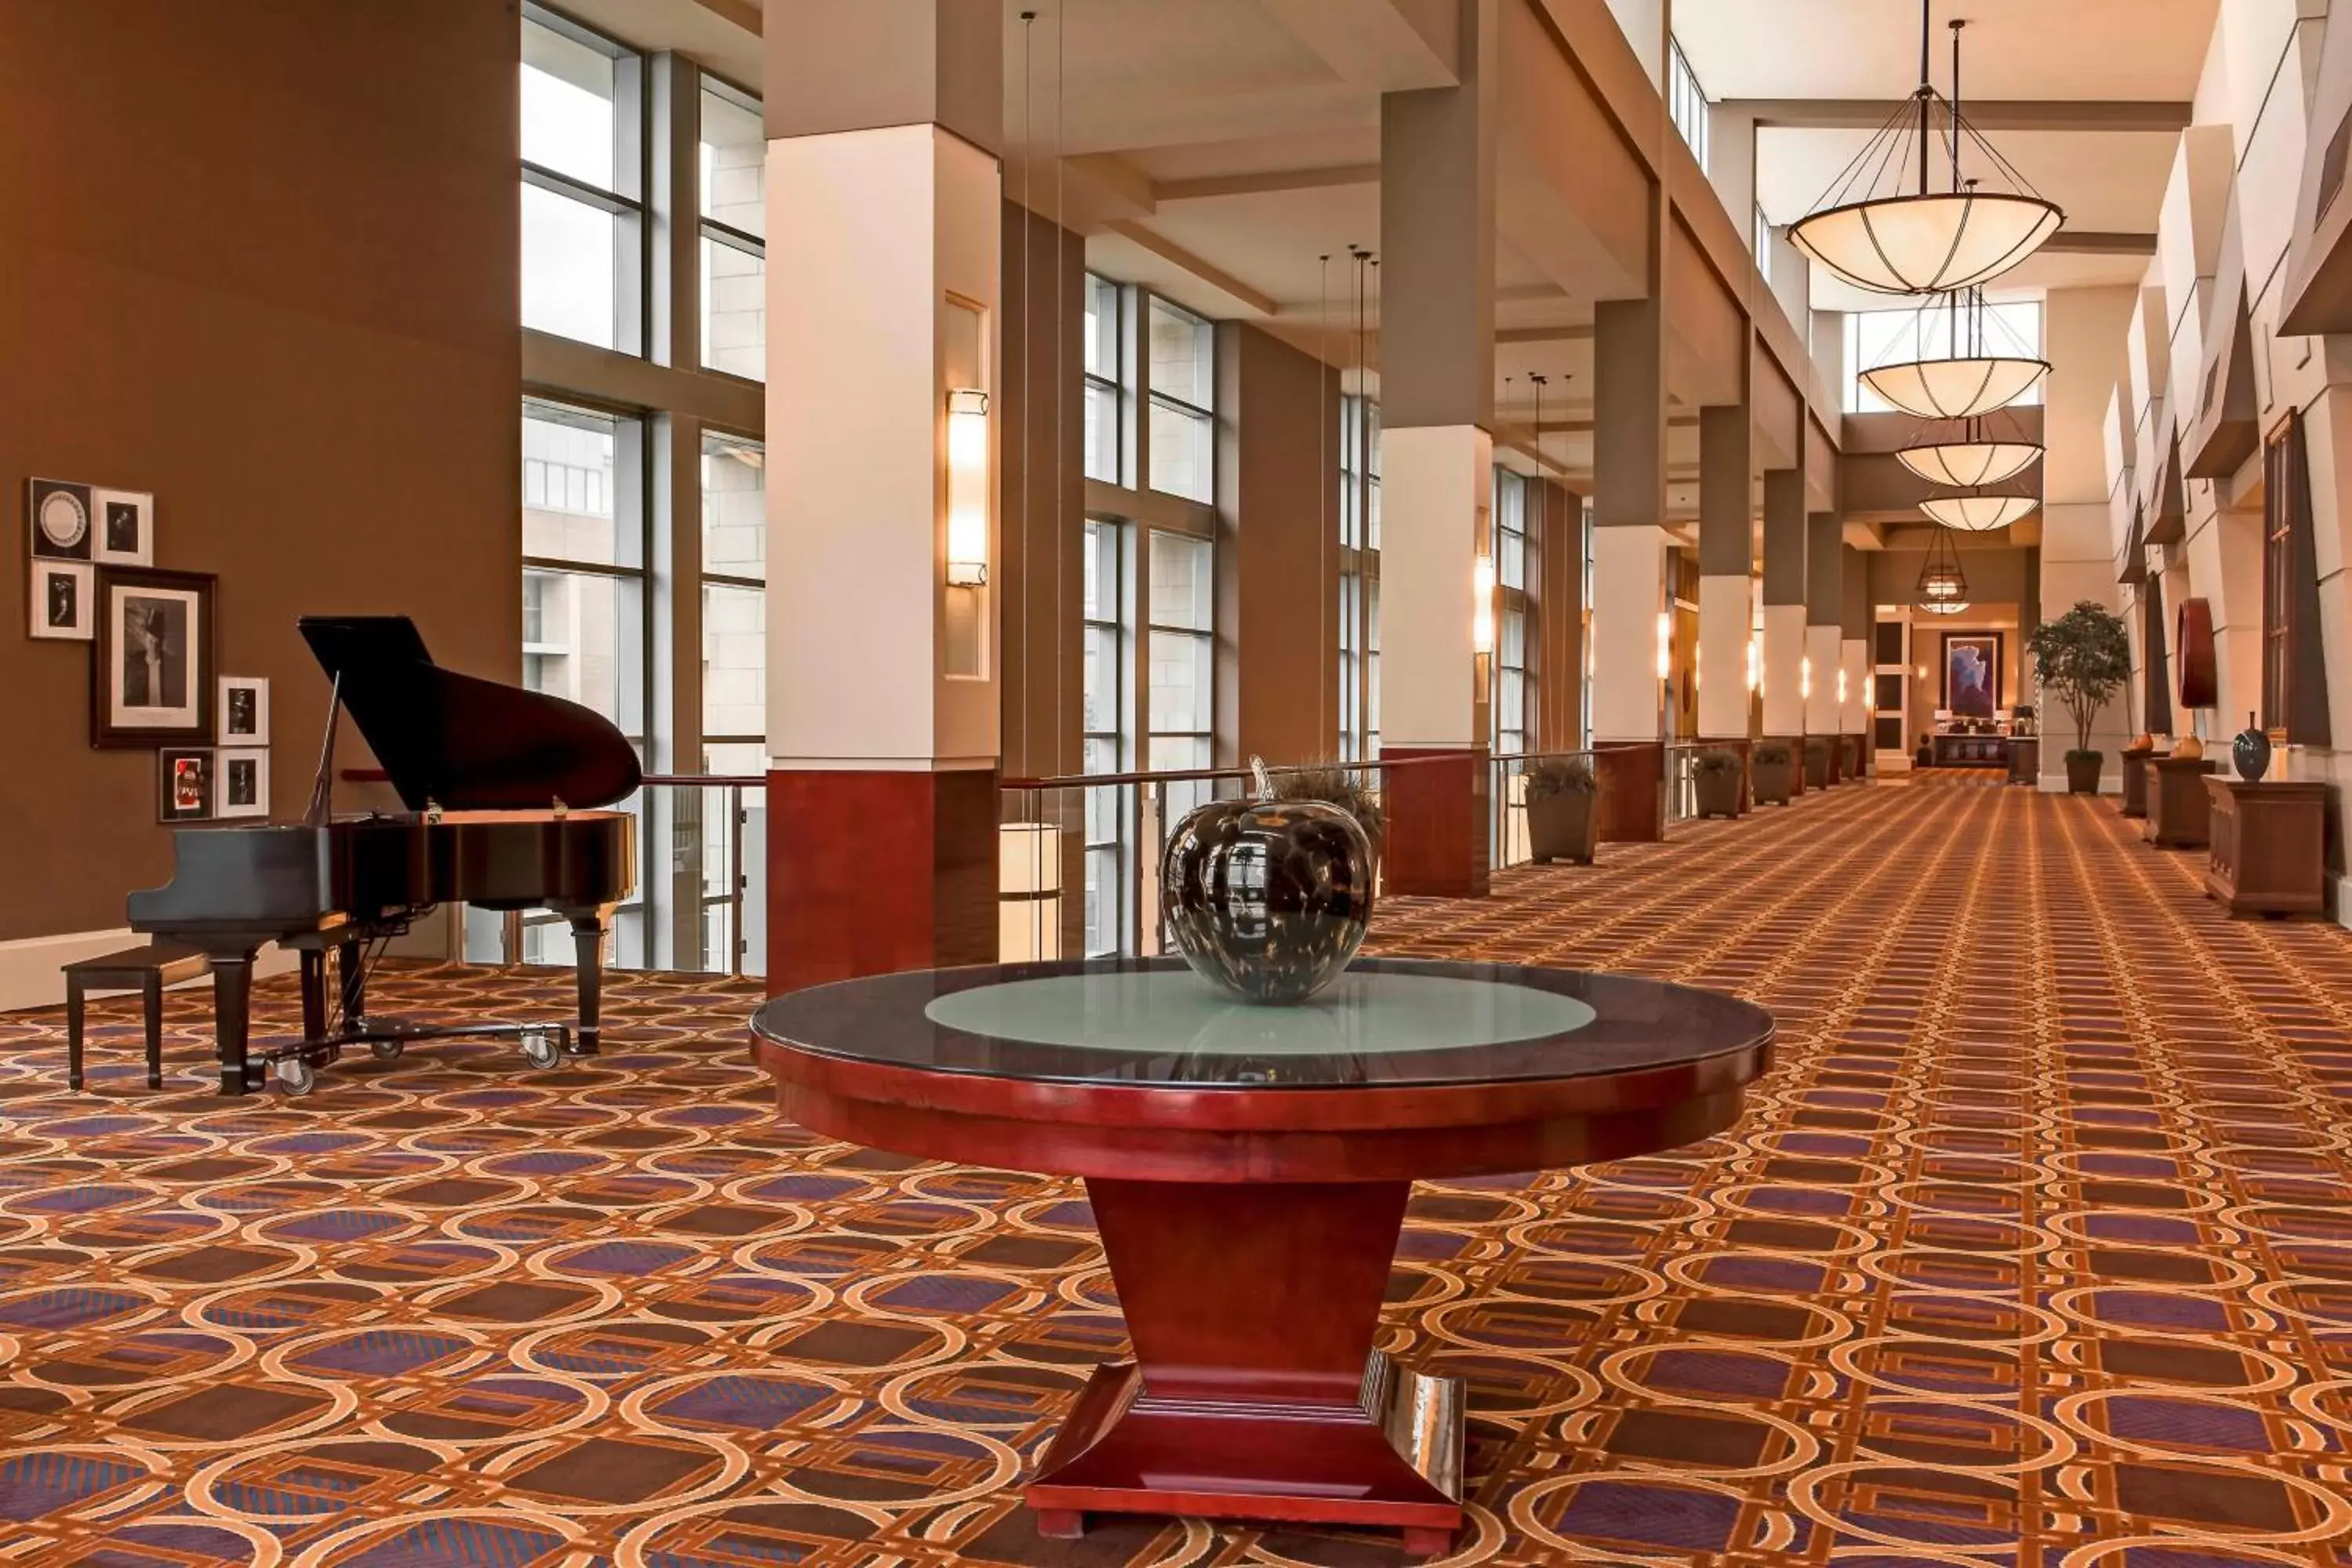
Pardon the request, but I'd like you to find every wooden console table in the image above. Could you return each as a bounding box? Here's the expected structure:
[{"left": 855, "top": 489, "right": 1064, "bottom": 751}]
[
  {"left": 2005, "top": 737, "right": 2038, "bottom": 785},
  {"left": 2117, "top": 748, "right": 2156, "bottom": 818},
  {"left": 2205, "top": 779, "right": 2330, "bottom": 916},
  {"left": 2145, "top": 757, "right": 2220, "bottom": 848}
]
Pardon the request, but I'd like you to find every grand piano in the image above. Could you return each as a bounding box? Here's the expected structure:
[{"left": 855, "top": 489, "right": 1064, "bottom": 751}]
[{"left": 127, "top": 616, "right": 641, "bottom": 1095}]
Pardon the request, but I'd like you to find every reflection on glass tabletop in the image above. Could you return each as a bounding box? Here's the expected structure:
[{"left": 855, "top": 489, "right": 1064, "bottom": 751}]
[{"left": 751, "top": 957, "right": 1772, "bottom": 1090}]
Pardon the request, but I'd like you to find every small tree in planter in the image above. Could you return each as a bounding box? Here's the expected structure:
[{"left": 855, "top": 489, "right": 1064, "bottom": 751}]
[
  {"left": 1525, "top": 756, "right": 1598, "bottom": 864},
  {"left": 1751, "top": 741, "right": 1795, "bottom": 805},
  {"left": 2027, "top": 601, "right": 2132, "bottom": 793},
  {"left": 1692, "top": 748, "right": 1742, "bottom": 818}
]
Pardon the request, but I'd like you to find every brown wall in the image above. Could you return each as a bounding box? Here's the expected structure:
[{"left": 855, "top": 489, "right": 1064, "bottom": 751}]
[
  {"left": 1216, "top": 323, "right": 1341, "bottom": 765},
  {"left": 0, "top": 2, "right": 520, "bottom": 940}
]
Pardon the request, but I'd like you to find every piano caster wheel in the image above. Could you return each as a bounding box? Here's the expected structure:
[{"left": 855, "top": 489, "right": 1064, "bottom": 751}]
[
  {"left": 520, "top": 1031, "right": 562, "bottom": 1071},
  {"left": 274, "top": 1057, "right": 318, "bottom": 1097},
  {"left": 369, "top": 1040, "right": 404, "bottom": 1062}
]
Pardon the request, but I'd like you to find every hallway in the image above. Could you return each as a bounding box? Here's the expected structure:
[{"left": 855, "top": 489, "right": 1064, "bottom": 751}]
[{"left": 4, "top": 779, "right": 2350, "bottom": 1565}]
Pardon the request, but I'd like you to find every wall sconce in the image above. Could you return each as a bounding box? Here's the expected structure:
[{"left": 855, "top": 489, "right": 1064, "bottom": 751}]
[
  {"left": 1836, "top": 668, "right": 1849, "bottom": 706},
  {"left": 1655, "top": 611, "right": 1671, "bottom": 681},
  {"left": 1800, "top": 655, "right": 1813, "bottom": 701},
  {"left": 1745, "top": 634, "right": 1761, "bottom": 692},
  {"left": 1472, "top": 554, "right": 1495, "bottom": 654},
  {"left": 946, "top": 389, "right": 989, "bottom": 587}
]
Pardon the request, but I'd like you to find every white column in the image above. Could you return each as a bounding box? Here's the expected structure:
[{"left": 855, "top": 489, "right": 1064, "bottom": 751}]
[
  {"left": 1762, "top": 604, "right": 1809, "bottom": 736},
  {"left": 1381, "top": 426, "right": 1492, "bottom": 750},
  {"left": 1592, "top": 525, "right": 1670, "bottom": 740},
  {"left": 1840, "top": 637, "right": 1869, "bottom": 739},
  {"left": 1804, "top": 624, "right": 1842, "bottom": 736},
  {"left": 1697, "top": 579, "right": 1752, "bottom": 738}
]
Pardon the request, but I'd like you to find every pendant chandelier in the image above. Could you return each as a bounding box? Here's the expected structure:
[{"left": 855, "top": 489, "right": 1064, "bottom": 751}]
[
  {"left": 1859, "top": 287, "right": 2051, "bottom": 419},
  {"left": 1920, "top": 492, "right": 2038, "bottom": 532},
  {"left": 1918, "top": 599, "right": 1973, "bottom": 615},
  {"left": 1916, "top": 527, "right": 1969, "bottom": 608},
  {"left": 1896, "top": 414, "right": 2042, "bottom": 488},
  {"left": 1790, "top": 9, "right": 2063, "bottom": 296}
]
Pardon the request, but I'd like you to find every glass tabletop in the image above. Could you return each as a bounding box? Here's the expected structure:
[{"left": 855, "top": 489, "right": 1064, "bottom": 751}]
[{"left": 752, "top": 957, "right": 1773, "bottom": 1090}]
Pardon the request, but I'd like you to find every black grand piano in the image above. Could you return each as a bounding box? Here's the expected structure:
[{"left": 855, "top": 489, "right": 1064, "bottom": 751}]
[{"left": 127, "top": 616, "right": 641, "bottom": 1095}]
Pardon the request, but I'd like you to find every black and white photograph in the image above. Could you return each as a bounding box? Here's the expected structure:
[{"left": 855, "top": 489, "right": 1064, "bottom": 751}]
[
  {"left": 217, "top": 675, "right": 270, "bottom": 745},
  {"left": 216, "top": 747, "right": 269, "bottom": 818},
  {"left": 27, "top": 479, "right": 93, "bottom": 561},
  {"left": 158, "top": 748, "right": 213, "bottom": 822},
  {"left": 92, "top": 565, "right": 214, "bottom": 747},
  {"left": 92, "top": 488, "right": 154, "bottom": 567},
  {"left": 28, "top": 561, "right": 93, "bottom": 642}
]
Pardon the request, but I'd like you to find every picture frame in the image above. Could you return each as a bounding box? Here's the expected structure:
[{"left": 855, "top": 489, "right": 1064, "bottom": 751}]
[
  {"left": 158, "top": 748, "right": 213, "bottom": 822},
  {"left": 93, "top": 565, "right": 216, "bottom": 748},
  {"left": 1941, "top": 633, "right": 2002, "bottom": 721},
  {"left": 27, "top": 478, "right": 93, "bottom": 561},
  {"left": 29, "top": 561, "right": 93, "bottom": 641},
  {"left": 92, "top": 488, "right": 154, "bottom": 568},
  {"left": 216, "top": 747, "right": 270, "bottom": 818},
  {"left": 217, "top": 675, "right": 269, "bottom": 745}
]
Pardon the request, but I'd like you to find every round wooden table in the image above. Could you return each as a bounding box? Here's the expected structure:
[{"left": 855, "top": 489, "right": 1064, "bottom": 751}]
[{"left": 750, "top": 956, "right": 1773, "bottom": 1556}]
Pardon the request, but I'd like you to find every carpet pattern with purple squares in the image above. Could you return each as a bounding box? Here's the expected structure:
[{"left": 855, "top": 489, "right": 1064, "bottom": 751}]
[{"left": 2, "top": 774, "right": 2349, "bottom": 1565}]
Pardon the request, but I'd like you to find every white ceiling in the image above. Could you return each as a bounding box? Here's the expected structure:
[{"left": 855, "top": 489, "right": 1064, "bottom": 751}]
[
  {"left": 1671, "top": 0, "right": 2220, "bottom": 102},
  {"left": 1755, "top": 127, "right": 2182, "bottom": 232}
]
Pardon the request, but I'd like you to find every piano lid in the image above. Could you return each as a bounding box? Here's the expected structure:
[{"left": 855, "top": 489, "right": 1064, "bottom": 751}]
[{"left": 300, "top": 615, "right": 643, "bottom": 813}]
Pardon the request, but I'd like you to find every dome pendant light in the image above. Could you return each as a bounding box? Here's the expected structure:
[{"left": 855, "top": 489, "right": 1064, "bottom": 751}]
[
  {"left": 1919, "top": 492, "right": 2038, "bottom": 532},
  {"left": 1791, "top": 8, "right": 2063, "bottom": 296},
  {"left": 1896, "top": 414, "right": 2042, "bottom": 488},
  {"left": 1916, "top": 526, "right": 1970, "bottom": 610},
  {"left": 1859, "top": 288, "right": 2052, "bottom": 418}
]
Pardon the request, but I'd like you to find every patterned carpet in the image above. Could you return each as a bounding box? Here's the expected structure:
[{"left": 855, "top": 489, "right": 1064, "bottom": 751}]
[{"left": 5, "top": 774, "right": 2352, "bottom": 1566}]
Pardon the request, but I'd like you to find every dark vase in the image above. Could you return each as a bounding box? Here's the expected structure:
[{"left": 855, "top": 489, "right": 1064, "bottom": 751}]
[
  {"left": 2233, "top": 712, "right": 2272, "bottom": 783},
  {"left": 1160, "top": 797, "right": 1374, "bottom": 1005}
]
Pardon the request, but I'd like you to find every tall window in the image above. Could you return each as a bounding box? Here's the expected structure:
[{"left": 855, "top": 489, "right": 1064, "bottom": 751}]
[
  {"left": 2262, "top": 412, "right": 2329, "bottom": 743},
  {"left": 1494, "top": 468, "right": 1534, "bottom": 755},
  {"left": 1083, "top": 274, "right": 1123, "bottom": 483},
  {"left": 1082, "top": 521, "right": 1124, "bottom": 956},
  {"left": 699, "top": 78, "right": 766, "bottom": 379},
  {"left": 1148, "top": 300, "right": 1214, "bottom": 502},
  {"left": 1340, "top": 394, "right": 1381, "bottom": 759},
  {"left": 517, "top": 399, "right": 647, "bottom": 964},
  {"left": 1148, "top": 530, "right": 1214, "bottom": 813},
  {"left": 1581, "top": 498, "right": 1597, "bottom": 750},
  {"left": 1755, "top": 203, "right": 1773, "bottom": 285},
  {"left": 521, "top": 8, "right": 641, "bottom": 350},
  {"left": 1847, "top": 300, "right": 2044, "bottom": 412},
  {"left": 700, "top": 432, "right": 765, "bottom": 768},
  {"left": 1668, "top": 37, "right": 1709, "bottom": 172}
]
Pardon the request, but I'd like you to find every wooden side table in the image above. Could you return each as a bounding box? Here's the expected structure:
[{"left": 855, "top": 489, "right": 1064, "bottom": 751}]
[
  {"left": 2205, "top": 779, "right": 2330, "bottom": 916},
  {"left": 2006, "top": 737, "right": 2039, "bottom": 785},
  {"left": 2145, "top": 757, "right": 2220, "bottom": 848},
  {"left": 2118, "top": 749, "right": 2156, "bottom": 817},
  {"left": 64, "top": 942, "right": 212, "bottom": 1091}
]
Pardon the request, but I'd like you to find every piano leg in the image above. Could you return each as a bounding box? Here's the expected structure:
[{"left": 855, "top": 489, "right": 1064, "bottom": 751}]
[
  {"left": 339, "top": 938, "right": 367, "bottom": 1035},
  {"left": 565, "top": 909, "right": 609, "bottom": 1055},
  {"left": 209, "top": 955, "right": 259, "bottom": 1097},
  {"left": 299, "top": 950, "right": 328, "bottom": 1045}
]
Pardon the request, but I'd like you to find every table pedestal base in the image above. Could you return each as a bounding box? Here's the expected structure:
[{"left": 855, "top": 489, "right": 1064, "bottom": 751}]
[{"left": 1027, "top": 1177, "right": 1465, "bottom": 1554}]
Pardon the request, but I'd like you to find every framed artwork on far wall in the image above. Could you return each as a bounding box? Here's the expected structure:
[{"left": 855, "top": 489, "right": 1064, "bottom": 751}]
[
  {"left": 218, "top": 676, "right": 269, "bottom": 745},
  {"left": 216, "top": 747, "right": 269, "bottom": 818},
  {"left": 30, "top": 561, "right": 93, "bottom": 641},
  {"left": 158, "top": 748, "right": 213, "bottom": 822},
  {"left": 93, "top": 565, "right": 215, "bottom": 747},
  {"left": 92, "top": 488, "right": 154, "bottom": 567},
  {"left": 27, "top": 478, "right": 93, "bottom": 561},
  {"left": 1942, "top": 632, "right": 2002, "bottom": 721}
]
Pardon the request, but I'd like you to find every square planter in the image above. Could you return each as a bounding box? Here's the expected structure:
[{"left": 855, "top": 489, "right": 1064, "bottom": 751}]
[{"left": 1527, "top": 790, "right": 1597, "bottom": 864}]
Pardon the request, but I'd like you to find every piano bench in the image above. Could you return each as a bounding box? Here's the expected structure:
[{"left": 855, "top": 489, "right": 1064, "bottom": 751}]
[{"left": 64, "top": 943, "right": 212, "bottom": 1091}]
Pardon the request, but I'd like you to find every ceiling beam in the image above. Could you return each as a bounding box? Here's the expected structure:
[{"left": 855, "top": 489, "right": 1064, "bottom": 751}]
[
  {"left": 2041, "top": 230, "right": 2158, "bottom": 256},
  {"left": 1729, "top": 98, "right": 2192, "bottom": 132},
  {"left": 1102, "top": 220, "right": 1280, "bottom": 316},
  {"left": 1498, "top": 324, "right": 1595, "bottom": 344},
  {"left": 1154, "top": 163, "right": 1381, "bottom": 201}
]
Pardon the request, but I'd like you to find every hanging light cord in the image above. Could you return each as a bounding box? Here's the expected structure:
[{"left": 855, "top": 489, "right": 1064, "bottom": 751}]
[
  {"left": 1054, "top": 2, "right": 1066, "bottom": 785},
  {"left": 1018, "top": 11, "right": 1034, "bottom": 779},
  {"left": 1319, "top": 252, "right": 1330, "bottom": 749}
]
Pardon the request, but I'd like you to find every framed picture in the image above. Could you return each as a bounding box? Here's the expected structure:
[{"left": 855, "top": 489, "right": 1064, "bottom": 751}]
[
  {"left": 29, "top": 561, "right": 93, "bottom": 641},
  {"left": 158, "top": 748, "right": 213, "bottom": 822},
  {"left": 218, "top": 676, "right": 269, "bottom": 745},
  {"left": 92, "top": 488, "right": 154, "bottom": 567},
  {"left": 216, "top": 747, "right": 269, "bottom": 818},
  {"left": 93, "top": 565, "right": 215, "bottom": 747},
  {"left": 27, "top": 479, "right": 94, "bottom": 561},
  {"left": 1942, "top": 633, "right": 2002, "bottom": 721}
]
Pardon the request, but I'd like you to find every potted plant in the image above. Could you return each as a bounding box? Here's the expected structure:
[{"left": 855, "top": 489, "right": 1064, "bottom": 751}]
[
  {"left": 1803, "top": 735, "right": 1832, "bottom": 789},
  {"left": 2026, "top": 600, "right": 2132, "bottom": 794},
  {"left": 1751, "top": 742, "right": 1795, "bottom": 805},
  {"left": 1692, "top": 748, "right": 1742, "bottom": 818},
  {"left": 1525, "top": 755, "right": 1598, "bottom": 864}
]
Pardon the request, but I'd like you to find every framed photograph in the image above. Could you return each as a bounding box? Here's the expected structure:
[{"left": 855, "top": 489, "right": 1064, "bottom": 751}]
[
  {"left": 93, "top": 566, "right": 215, "bottom": 747},
  {"left": 217, "top": 676, "right": 269, "bottom": 745},
  {"left": 216, "top": 747, "right": 269, "bottom": 818},
  {"left": 29, "top": 561, "right": 93, "bottom": 641},
  {"left": 1942, "top": 633, "right": 2002, "bottom": 721},
  {"left": 92, "top": 488, "right": 154, "bottom": 567},
  {"left": 158, "top": 748, "right": 213, "bottom": 822},
  {"left": 27, "top": 479, "right": 93, "bottom": 561}
]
